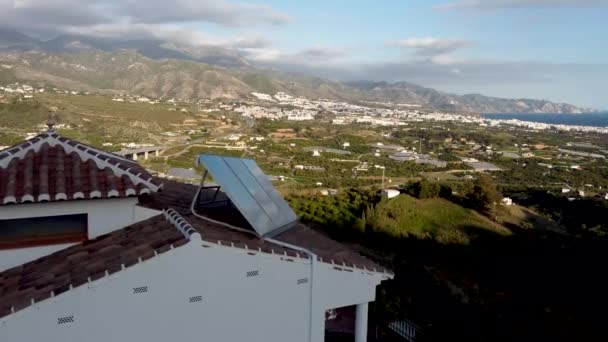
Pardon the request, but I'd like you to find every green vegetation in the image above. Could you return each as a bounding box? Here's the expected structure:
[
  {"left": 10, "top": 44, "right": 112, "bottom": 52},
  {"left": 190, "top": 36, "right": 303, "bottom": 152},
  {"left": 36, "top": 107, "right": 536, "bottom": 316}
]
[
  {"left": 288, "top": 183, "right": 508, "bottom": 246},
  {"left": 0, "top": 68, "right": 17, "bottom": 84},
  {"left": 508, "top": 189, "right": 608, "bottom": 236},
  {"left": 165, "top": 146, "right": 247, "bottom": 169},
  {"left": 40, "top": 94, "right": 191, "bottom": 126},
  {"left": 495, "top": 158, "right": 608, "bottom": 189},
  {"left": 0, "top": 131, "right": 23, "bottom": 146},
  {"left": 287, "top": 189, "right": 379, "bottom": 238},
  {"left": 362, "top": 195, "right": 509, "bottom": 244},
  {"left": 286, "top": 182, "right": 608, "bottom": 342},
  {"left": 0, "top": 99, "right": 49, "bottom": 129},
  {"left": 403, "top": 179, "right": 444, "bottom": 199},
  {"left": 465, "top": 174, "right": 503, "bottom": 215}
]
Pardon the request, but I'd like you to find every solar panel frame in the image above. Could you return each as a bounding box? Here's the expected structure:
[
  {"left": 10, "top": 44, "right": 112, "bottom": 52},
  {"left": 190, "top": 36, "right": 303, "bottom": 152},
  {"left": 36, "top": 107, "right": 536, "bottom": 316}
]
[
  {"left": 241, "top": 158, "right": 297, "bottom": 224},
  {"left": 224, "top": 158, "right": 288, "bottom": 224},
  {"left": 197, "top": 155, "right": 298, "bottom": 237}
]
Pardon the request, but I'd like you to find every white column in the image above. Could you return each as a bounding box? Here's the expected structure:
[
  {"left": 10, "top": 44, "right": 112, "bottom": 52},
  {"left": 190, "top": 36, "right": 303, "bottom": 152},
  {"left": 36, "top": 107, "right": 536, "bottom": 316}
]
[
  {"left": 310, "top": 309, "right": 325, "bottom": 342},
  {"left": 132, "top": 153, "right": 138, "bottom": 161},
  {"left": 144, "top": 151, "right": 149, "bottom": 160},
  {"left": 355, "top": 303, "right": 369, "bottom": 342},
  {"left": 155, "top": 150, "right": 160, "bottom": 157}
]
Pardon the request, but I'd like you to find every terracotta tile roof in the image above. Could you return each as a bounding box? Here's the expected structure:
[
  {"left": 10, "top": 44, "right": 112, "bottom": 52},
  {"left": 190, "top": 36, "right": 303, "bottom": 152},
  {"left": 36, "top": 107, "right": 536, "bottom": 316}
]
[
  {"left": 140, "top": 178, "right": 203, "bottom": 214},
  {"left": 0, "top": 178, "right": 391, "bottom": 320},
  {"left": 274, "top": 225, "right": 386, "bottom": 273},
  {"left": 0, "top": 213, "right": 189, "bottom": 319},
  {"left": 0, "top": 132, "right": 162, "bottom": 205},
  {"left": 142, "top": 179, "right": 391, "bottom": 274}
]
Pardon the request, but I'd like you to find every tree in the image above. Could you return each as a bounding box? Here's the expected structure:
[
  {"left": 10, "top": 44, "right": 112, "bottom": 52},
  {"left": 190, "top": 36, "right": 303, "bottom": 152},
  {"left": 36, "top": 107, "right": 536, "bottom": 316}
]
[
  {"left": 465, "top": 174, "right": 502, "bottom": 216},
  {"left": 406, "top": 180, "right": 441, "bottom": 199}
]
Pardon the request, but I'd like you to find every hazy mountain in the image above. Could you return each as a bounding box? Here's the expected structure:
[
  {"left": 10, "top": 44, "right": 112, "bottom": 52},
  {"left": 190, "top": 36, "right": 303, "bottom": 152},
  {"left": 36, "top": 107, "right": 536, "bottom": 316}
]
[
  {"left": 0, "top": 29, "right": 40, "bottom": 49},
  {"left": 0, "top": 30, "right": 593, "bottom": 113},
  {"left": 345, "top": 81, "right": 590, "bottom": 114}
]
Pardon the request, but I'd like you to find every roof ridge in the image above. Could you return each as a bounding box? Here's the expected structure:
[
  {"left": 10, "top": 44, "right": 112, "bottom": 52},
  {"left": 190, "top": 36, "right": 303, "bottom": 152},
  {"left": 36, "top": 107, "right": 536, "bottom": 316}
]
[
  {"left": 163, "top": 209, "right": 202, "bottom": 242},
  {"left": 0, "top": 133, "right": 162, "bottom": 192}
]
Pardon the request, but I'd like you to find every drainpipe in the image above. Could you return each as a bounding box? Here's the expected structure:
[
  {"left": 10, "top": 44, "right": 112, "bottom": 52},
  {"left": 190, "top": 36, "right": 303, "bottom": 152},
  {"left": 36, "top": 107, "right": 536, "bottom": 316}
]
[{"left": 265, "top": 237, "right": 319, "bottom": 342}]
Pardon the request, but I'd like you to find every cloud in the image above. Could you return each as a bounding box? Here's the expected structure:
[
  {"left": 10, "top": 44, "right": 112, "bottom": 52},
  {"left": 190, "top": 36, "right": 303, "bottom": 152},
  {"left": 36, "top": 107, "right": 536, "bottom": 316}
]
[
  {"left": 0, "top": 0, "right": 291, "bottom": 37},
  {"left": 389, "top": 37, "right": 472, "bottom": 56},
  {"left": 435, "top": 0, "right": 608, "bottom": 10},
  {"left": 0, "top": 0, "right": 286, "bottom": 57},
  {"left": 355, "top": 59, "right": 554, "bottom": 84},
  {"left": 119, "top": 0, "right": 291, "bottom": 26},
  {"left": 293, "top": 47, "right": 347, "bottom": 61},
  {"left": 60, "top": 23, "right": 251, "bottom": 49},
  {"left": 245, "top": 46, "right": 348, "bottom": 64},
  {"left": 260, "top": 54, "right": 605, "bottom": 92},
  {"left": 232, "top": 34, "right": 272, "bottom": 49},
  {"left": 243, "top": 48, "right": 283, "bottom": 62},
  {"left": 0, "top": 0, "right": 112, "bottom": 32}
]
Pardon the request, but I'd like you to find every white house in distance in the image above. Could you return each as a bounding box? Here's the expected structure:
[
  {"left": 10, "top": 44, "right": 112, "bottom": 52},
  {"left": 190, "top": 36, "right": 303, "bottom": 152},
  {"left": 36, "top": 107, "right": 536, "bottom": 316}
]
[
  {"left": 0, "top": 127, "right": 392, "bottom": 341},
  {"left": 381, "top": 189, "right": 400, "bottom": 200}
]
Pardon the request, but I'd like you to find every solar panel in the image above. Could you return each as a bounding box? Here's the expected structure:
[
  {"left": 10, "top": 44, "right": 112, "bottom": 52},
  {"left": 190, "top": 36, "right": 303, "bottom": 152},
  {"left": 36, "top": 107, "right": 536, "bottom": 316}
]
[{"left": 196, "top": 155, "right": 298, "bottom": 237}]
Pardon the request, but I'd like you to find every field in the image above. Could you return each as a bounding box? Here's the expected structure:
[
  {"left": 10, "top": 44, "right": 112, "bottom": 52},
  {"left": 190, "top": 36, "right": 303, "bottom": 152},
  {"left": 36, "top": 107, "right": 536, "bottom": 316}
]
[
  {"left": 0, "top": 93, "right": 234, "bottom": 148},
  {"left": 39, "top": 94, "right": 193, "bottom": 125}
]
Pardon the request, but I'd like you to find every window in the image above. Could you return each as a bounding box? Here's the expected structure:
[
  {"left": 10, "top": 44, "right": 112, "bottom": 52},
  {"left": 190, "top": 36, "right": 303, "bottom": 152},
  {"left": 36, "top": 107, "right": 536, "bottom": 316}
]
[{"left": 0, "top": 214, "right": 88, "bottom": 250}]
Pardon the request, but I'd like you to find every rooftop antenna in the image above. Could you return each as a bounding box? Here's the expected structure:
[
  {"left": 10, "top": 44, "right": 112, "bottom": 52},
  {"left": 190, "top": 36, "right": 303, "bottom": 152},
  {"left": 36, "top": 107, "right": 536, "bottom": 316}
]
[{"left": 46, "top": 113, "right": 57, "bottom": 132}]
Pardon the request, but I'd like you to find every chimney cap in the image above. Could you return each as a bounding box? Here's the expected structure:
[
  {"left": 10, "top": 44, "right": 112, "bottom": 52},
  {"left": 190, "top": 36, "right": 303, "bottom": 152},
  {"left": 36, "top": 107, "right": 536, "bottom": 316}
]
[{"left": 46, "top": 114, "right": 57, "bottom": 132}]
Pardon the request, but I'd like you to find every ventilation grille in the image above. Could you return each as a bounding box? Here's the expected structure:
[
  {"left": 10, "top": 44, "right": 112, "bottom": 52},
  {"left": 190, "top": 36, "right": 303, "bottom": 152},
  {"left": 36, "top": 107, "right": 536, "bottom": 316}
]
[
  {"left": 297, "top": 278, "right": 309, "bottom": 285},
  {"left": 246, "top": 270, "right": 260, "bottom": 277},
  {"left": 133, "top": 286, "right": 149, "bottom": 294},
  {"left": 57, "top": 316, "right": 74, "bottom": 325},
  {"left": 189, "top": 295, "right": 203, "bottom": 303}
]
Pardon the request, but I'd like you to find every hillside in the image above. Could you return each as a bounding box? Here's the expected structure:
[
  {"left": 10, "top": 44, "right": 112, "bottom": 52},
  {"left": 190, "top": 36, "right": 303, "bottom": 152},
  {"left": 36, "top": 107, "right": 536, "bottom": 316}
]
[
  {"left": 362, "top": 194, "right": 512, "bottom": 244},
  {"left": 0, "top": 49, "right": 364, "bottom": 102},
  {"left": 0, "top": 30, "right": 593, "bottom": 113},
  {"left": 0, "top": 50, "right": 254, "bottom": 99}
]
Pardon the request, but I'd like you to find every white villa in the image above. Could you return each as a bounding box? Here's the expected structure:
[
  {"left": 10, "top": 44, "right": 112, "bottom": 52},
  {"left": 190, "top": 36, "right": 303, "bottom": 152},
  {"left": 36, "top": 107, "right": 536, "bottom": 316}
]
[{"left": 0, "top": 126, "right": 392, "bottom": 342}]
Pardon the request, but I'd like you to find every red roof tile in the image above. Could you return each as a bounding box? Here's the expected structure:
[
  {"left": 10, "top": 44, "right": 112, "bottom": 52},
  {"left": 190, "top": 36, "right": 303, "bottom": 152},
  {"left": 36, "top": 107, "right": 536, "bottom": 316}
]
[
  {"left": 0, "top": 132, "right": 162, "bottom": 205},
  {"left": 0, "top": 214, "right": 188, "bottom": 319}
]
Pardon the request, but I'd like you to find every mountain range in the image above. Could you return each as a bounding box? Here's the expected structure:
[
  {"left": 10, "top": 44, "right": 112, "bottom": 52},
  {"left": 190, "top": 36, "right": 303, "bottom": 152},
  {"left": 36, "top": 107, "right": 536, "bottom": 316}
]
[{"left": 0, "top": 29, "right": 594, "bottom": 114}]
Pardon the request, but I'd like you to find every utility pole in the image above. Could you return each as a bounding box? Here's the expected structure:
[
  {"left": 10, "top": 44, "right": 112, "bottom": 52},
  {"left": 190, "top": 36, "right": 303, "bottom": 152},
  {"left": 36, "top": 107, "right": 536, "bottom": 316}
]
[{"left": 381, "top": 166, "right": 385, "bottom": 188}]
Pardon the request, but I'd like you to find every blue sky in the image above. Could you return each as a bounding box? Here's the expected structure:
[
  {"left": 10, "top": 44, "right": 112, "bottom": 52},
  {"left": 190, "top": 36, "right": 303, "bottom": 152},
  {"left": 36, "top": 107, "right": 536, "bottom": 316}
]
[
  {"left": 1, "top": 0, "right": 607, "bottom": 108},
  {"left": 241, "top": 0, "right": 608, "bottom": 109}
]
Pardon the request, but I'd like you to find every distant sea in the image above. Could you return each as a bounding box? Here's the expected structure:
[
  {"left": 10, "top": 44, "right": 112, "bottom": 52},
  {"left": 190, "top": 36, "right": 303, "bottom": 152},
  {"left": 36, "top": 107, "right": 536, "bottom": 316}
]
[{"left": 481, "top": 113, "right": 608, "bottom": 127}]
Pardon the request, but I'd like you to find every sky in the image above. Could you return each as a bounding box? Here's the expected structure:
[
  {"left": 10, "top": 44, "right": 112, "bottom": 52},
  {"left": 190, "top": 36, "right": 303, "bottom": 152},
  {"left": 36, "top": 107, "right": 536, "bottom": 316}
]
[{"left": 1, "top": 0, "right": 607, "bottom": 109}]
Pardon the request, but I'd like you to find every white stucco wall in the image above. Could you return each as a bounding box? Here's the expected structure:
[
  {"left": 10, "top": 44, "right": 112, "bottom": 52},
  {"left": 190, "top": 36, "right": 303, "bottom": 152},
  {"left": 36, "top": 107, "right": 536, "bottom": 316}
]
[
  {"left": 0, "top": 239, "right": 388, "bottom": 342},
  {"left": 0, "top": 198, "right": 161, "bottom": 272}
]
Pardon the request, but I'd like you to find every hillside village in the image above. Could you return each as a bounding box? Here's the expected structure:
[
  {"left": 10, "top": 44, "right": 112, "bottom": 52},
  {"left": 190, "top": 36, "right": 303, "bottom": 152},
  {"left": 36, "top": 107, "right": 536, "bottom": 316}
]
[{"left": 1, "top": 86, "right": 607, "bottom": 204}]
